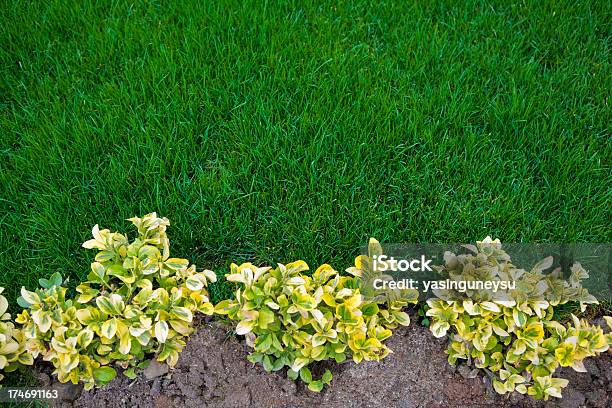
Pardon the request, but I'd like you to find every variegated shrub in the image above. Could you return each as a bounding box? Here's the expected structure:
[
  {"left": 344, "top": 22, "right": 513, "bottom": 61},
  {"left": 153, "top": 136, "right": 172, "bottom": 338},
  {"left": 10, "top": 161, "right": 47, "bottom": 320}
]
[
  {"left": 15, "top": 213, "right": 216, "bottom": 389},
  {"left": 426, "top": 237, "right": 612, "bottom": 400},
  {"left": 0, "top": 287, "right": 32, "bottom": 385},
  {"left": 215, "top": 239, "right": 416, "bottom": 392}
]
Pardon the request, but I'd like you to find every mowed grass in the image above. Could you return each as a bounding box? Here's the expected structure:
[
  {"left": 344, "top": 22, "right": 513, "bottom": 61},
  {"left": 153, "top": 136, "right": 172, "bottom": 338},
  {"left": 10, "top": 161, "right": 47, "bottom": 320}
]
[{"left": 0, "top": 0, "right": 610, "bottom": 305}]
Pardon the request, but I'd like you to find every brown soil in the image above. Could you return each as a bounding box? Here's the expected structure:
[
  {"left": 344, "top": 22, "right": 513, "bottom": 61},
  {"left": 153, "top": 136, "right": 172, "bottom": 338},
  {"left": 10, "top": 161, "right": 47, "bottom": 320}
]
[{"left": 52, "top": 319, "right": 610, "bottom": 408}]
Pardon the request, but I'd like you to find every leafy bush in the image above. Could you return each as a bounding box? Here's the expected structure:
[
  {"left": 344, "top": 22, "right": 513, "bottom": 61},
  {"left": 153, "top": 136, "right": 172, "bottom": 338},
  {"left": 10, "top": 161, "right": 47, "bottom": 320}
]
[
  {"left": 215, "top": 239, "right": 416, "bottom": 392},
  {"left": 426, "top": 237, "right": 612, "bottom": 400},
  {"left": 15, "top": 213, "right": 216, "bottom": 389},
  {"left": 0, "top": 287, "right": 32, "bottom": 385}
]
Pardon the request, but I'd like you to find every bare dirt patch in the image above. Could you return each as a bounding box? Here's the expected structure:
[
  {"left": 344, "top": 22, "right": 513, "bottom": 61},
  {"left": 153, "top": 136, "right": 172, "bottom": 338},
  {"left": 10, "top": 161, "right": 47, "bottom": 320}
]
[{"left": 52, "top": 319, "right": 610, "bottom": 408}]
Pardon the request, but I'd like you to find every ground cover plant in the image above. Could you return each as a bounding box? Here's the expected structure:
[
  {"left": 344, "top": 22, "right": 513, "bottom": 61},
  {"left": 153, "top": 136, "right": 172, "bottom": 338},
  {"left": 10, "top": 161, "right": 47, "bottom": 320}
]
[
  {"left": 0, "top": 287, "right": 32, "bottom": 383},
  {"left": 426, "top": 238, "right": 612, "bottom": 400},
  {"left": 12, "top": 213, "right": 215, "bottom": 389},
  {"left": 215, "top": 238, "right": 416, "bottom": 391},
  {"left": 0, "top": 223, "right": 609, "bottom": 404}
]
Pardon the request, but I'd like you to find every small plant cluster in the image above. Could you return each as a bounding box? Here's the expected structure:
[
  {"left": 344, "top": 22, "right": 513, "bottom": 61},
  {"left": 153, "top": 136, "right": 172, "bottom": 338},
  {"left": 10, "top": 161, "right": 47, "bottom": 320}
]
[
  {"left": 0, "top": 287, "right": 32, "bottom": 383},
  {"left": 214, "top": 239, "right": 416, "bottom": 392},
  {"left": 13, "top": 213, "right": 216, "bottom": 389},
  {"left": 426, "top": 237, "right": 612, "bottom": 400}
]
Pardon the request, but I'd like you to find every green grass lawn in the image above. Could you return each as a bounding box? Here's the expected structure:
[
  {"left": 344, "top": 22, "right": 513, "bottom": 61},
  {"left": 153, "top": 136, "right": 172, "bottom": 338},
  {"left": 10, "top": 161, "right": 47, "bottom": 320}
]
[{"left": 0, "top": 0, "right": 610, "bottom": 304}]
